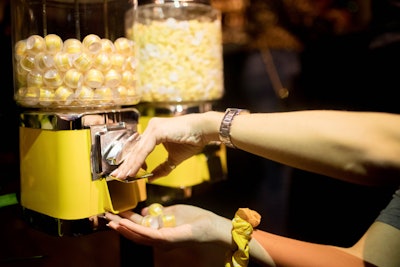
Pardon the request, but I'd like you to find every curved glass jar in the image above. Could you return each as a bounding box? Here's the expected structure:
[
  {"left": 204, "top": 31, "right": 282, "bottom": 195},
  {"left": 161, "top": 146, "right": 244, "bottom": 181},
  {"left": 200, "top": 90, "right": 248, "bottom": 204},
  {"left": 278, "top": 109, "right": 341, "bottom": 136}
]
[
  {"left": 129, "top": 0, "right": 224, "bottom": 104},
  {"left": 11, "top": 0, "right": 139, "bottom": 110}
]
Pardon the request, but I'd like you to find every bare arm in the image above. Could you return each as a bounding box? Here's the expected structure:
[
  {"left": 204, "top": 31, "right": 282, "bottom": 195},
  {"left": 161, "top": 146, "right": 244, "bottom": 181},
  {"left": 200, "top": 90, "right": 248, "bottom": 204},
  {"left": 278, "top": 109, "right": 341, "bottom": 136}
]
[
  {"left": 112, "top": 109, "right": 400, "bottom": 186},
  {"left": 202, "top": 110, "right": 400, "bottom": 186},
  {"left": 106, "top": 202, "right": 400, "bottom": 267}
]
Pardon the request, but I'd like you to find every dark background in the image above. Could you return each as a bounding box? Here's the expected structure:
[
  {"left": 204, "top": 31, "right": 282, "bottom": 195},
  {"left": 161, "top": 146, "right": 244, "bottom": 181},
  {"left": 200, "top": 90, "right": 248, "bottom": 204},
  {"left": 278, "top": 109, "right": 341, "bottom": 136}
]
[{"left": 1, "top": 0, "right": 399, "bottom": 266}]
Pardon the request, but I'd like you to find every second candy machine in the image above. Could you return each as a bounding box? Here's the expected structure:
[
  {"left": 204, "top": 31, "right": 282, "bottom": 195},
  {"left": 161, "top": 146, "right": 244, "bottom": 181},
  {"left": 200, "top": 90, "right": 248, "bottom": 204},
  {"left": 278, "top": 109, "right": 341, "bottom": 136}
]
[{"left": 130, "top": 0, "right": 227, "bottom": 204}]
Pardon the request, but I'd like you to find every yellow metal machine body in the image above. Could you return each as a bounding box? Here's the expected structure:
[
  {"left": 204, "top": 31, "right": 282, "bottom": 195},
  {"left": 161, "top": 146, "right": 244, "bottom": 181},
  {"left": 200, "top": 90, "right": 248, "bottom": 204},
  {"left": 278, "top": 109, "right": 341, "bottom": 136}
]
[
  {"left": 19, "top": 108, "right": 147, "bottom": 235},
  {"left": 138, "top": 103, "right": 227, "bottom": 204}
]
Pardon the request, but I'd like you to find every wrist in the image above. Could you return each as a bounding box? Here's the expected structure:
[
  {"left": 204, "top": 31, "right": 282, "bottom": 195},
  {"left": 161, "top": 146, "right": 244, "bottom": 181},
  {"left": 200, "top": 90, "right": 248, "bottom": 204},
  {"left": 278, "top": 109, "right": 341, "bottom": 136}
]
[
  {"left": 219, "top": 108, "right": 250, "bottom": 148},
  {"left": 200, "top": 111, "right": 225, "bottom": 143},
  {"left": 213, "top": 216, "right": 234, "bottom": 248}
]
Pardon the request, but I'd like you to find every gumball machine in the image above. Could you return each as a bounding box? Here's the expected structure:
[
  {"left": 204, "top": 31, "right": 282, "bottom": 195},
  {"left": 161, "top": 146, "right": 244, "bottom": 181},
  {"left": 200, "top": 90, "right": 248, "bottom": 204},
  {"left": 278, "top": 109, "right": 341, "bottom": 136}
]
[
  {"left": 126, "top": 0, "right": 227, "bottom": 204},
  {"left": 10, "top": 0, "right": 148, "bottom": 236}
]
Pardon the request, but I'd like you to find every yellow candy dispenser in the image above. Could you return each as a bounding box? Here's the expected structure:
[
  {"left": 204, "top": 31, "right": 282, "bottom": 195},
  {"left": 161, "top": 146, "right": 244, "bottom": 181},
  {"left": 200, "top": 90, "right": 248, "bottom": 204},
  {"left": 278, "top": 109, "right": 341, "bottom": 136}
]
[
  {"left": 127, "top": 0, "right": 227, "bottom": 204},
  {"left": 137, "top": 103, "right": 228, "bottom": 204},
  {"left": 10, "top": 0, "right": 146, "bottom": 236},
  {"left": 19, "top": 109, "right": 147, "bottom": 236}
]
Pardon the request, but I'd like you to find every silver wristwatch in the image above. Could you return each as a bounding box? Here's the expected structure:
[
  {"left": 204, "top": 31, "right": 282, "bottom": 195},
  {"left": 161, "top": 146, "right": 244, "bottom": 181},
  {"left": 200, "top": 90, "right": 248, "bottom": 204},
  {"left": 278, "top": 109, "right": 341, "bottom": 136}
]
[{"left": 219, "top": 108, "right": 250, "bottom": 148}]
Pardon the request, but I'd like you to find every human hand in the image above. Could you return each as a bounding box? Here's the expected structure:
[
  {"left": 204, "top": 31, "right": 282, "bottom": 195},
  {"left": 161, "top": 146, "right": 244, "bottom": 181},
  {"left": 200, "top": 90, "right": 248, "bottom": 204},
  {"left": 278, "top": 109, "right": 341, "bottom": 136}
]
[
  {"left": 105, "top": 204, "right": 232, "bottom": 249},
  {"left": 110, "top": 114, "right": 211, "bottom": 181}
]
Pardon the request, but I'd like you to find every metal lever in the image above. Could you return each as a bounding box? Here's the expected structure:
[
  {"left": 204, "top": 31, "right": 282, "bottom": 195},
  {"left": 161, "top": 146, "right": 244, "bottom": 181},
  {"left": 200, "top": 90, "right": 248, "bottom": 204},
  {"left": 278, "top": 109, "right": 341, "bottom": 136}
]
[{"left": 91, "top": 122, "right": 132, "bottom": 180}]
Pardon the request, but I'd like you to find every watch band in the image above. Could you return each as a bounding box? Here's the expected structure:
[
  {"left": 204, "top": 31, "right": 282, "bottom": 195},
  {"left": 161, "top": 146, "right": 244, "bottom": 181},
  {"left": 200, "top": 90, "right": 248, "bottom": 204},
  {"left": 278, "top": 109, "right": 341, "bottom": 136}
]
[{"left": 219, "top": 108, "right": 249, "bottom": 148}]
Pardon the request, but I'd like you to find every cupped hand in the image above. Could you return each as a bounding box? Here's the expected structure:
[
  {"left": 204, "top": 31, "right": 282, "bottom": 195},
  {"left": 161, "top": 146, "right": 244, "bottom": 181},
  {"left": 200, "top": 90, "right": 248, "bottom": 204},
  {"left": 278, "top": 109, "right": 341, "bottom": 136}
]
[
  {"left": 110, "top": 115, "right": 209, "bottom": 181},
  {"left": 105, "top": 204, "right": 231, "bottom": 249}
]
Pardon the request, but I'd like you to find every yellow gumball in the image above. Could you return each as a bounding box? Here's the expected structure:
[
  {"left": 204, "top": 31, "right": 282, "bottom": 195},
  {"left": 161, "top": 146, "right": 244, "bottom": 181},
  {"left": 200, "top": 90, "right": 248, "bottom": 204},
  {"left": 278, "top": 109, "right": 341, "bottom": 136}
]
[
  {"left": 43, "top": 69, "right": 63, "bottom": 87},
  {"left": 53, "top": 52, "right": 72, "bottom": 72},
  {"left": 63, "top": 38, "right": 83, "bottom": 54},
  {"left": 55, "top": 85, "right": 74, "bottom": 101},
  {"left": 141, "top": 215, "right": 160, "bottom": 229},
  {"left": 82, "top": 34, "right": 102, "bottom": 54},
  {"left": 148, "top": 203, "right": 164, "bottom": 216},
  {"left": 84, "top": 69, "right": 104, "bottom": 88},
  {"left": 104, "top": 69, "right": 121, "bottom": 87},
  {"left": 26, "top": 35, "right": 46, "bottom": 55},
  {"left": 45, "top": 34, "right": 63, "bottom": 54},
  {"left": 64, "top": 69, "right": 83, "bottom": 88},
  {"left": 72, "top": 52, "right": 93, "bottom": 72},
  {"left": 159, "top": 214, "right": 176, "bottom": 228}
]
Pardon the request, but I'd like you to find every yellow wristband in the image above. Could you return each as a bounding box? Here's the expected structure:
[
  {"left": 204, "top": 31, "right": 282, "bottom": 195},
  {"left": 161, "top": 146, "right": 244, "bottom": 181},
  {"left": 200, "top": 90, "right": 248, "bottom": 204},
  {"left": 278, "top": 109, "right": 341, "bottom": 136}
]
[{"left": 225, "top": 208, "right": 261, "bottom": 267}]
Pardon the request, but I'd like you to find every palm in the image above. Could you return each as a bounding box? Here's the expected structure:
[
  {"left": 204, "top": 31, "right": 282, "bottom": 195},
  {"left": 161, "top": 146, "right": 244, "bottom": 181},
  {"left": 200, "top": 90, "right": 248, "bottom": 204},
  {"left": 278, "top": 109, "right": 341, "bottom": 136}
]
[{"left": 109, "top": 205, "right": 221, "bottom": 247}]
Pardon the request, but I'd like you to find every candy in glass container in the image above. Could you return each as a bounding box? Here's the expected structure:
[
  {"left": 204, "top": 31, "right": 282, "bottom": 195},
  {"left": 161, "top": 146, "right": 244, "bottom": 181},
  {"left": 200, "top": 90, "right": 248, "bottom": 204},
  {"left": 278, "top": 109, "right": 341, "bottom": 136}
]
[
  {"left": 127, "top": 0, "right": 224, "bottom": 104},
  {"left": 11, "top": 0, "right": 140, "bottom": 109}
]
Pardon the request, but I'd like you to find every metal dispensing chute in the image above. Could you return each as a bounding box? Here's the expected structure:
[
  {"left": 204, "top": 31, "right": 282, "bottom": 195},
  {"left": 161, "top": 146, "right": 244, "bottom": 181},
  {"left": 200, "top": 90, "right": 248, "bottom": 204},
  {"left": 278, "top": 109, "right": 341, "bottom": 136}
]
[
  {"left": 128, "top": 0, "right": 227, "bottom": 204},
  {"left": 11, "top": 0, "right": 147, "bottom": 236}
]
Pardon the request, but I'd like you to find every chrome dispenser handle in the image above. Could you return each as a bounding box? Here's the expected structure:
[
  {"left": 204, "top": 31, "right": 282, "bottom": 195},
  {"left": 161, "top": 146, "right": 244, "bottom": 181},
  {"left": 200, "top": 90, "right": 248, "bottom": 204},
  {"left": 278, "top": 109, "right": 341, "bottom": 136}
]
[{"left": 91, "top": 122, "right": 132, "bottom": 180}]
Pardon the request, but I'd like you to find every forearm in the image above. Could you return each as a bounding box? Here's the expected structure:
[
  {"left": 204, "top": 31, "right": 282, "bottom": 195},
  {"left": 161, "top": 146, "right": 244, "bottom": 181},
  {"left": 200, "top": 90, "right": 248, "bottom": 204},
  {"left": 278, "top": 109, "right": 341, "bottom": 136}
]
[
  {"left": 252, "top": 230, "right": 374, "bottom": 267},
  {"left": 202, "top": 110, "right": 400, "bottom": 185},
  {"left": 211, "top": 214, "right": 369, "bottom": 267}
]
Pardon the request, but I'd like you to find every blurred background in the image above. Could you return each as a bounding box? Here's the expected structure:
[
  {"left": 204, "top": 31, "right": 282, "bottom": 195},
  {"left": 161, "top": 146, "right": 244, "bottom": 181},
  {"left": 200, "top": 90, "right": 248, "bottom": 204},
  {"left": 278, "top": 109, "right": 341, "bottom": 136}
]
[{"left": 1, "top": 0, "right": 399, "bottom": 266}]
